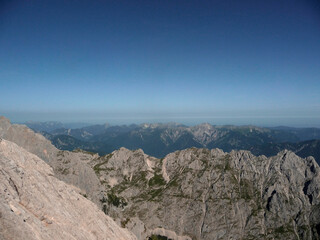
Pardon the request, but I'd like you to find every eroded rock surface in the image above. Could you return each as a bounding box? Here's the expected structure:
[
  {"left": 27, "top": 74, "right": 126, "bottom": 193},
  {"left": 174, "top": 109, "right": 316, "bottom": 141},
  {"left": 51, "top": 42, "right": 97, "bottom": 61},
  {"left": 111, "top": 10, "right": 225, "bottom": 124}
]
[
  {"left": 0, "top": 116, "right": 103, "bottom": 205},
  {"left": 0, "top": 139, "right": 137, "bottom": 240},
  {"left": 91, "top": 147, "right": 320, "bottom": 240}
]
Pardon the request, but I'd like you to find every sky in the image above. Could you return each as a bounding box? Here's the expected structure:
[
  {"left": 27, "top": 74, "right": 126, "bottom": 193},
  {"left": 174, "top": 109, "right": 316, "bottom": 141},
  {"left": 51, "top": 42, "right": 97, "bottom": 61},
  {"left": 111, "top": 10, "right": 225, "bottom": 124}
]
[{"left": 1, "top": 0, "right": 320, "bottom": 126}]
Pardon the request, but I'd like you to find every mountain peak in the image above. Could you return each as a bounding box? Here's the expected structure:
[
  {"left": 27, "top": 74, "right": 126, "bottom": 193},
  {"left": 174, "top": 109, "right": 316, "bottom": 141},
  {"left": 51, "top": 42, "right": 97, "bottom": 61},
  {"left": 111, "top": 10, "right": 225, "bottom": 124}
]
[
  {"left": 140, "top": 122, "right": 183, "bottom": 129},
  {"left": 0, "top": 116, "right": 10, "bottom": 121},
  {"left": 197, "top": 122, "right": 213, "bottom": 128},
  {"left": 0, "top": 116, "right": 11, "bottom": 126}
]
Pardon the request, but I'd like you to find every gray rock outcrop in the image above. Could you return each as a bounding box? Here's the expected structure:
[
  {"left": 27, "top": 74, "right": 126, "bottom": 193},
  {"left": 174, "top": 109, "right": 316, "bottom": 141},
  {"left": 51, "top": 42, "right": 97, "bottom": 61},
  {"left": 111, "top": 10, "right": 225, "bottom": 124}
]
[
  {"left": 0, "top": 116, "right": 103, "bottom": 205},
  {"left": 0, "top": 138, "right": 137, "bottom": 240},
  {"left": 92, "top": 147, "right": 320, "bottom": 239}
]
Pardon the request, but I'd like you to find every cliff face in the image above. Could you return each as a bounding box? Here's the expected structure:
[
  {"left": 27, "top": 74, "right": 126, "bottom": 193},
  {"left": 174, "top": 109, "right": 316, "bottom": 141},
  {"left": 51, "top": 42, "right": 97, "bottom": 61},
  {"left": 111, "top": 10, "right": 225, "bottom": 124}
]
[
  {"left": 0, "top": 116, "right": 58, "bottom": 162},
  {"left": 0, "top": 138, "right": 137, "bottom": 240},
  {"left": 0, "top": 116, "right": 103, "bottom": 205},
  {"left": 92, "top": 147, "right": 320, "bottom": 240}
]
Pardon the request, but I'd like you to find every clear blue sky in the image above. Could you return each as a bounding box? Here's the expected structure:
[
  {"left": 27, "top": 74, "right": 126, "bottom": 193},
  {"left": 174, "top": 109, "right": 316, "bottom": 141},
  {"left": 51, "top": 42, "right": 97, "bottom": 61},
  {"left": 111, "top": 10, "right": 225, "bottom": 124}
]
[{"left": 1, "top": 0, "right": 320, "bottom": 126}]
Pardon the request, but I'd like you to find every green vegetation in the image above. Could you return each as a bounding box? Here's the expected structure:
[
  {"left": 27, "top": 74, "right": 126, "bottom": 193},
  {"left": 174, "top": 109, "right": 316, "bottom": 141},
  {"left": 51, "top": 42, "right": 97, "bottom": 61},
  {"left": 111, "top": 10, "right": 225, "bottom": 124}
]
[
  {"left": 107, "top": 192, "right": 127, "bottom": 208},
  {"left": 273, "top": 223, "right": 295, "bottom": 237},
  {"left": 57, "top": 151, "right": 64, "bottom": 157},
  {"left": 167, "top": 177, "right": 179, "bottom": 187},
  {"left": 73, "top": 148, "right": 97, "bottom": 155},
  {"left": 100, "top": 196, "right": 107, "bottom": 203},
  {"left": 93, "top": 153, "right": 113, "bottom": 174},
  {"left": 121, "top": 218, "right": 130, "bottom": 228},
  {"left": 100, "top": 192, "right": 127, "bottom": 214},
  {"left": 275, "top": 226, "right": 286, "bottom": 234},
  {"left": 149, "top": 189, "right": 163, "bottom": 199},
  {"left": 102, "top": 204, "right": 107, "bottom": 214},
  {"left": 62, "top": 159, "right": 70, "bottom": 164},
  {"left": 240, "top": 179, "right": 253, "bottom": 200},
  {"left": 56, "top": 167, "right": 69, "bottom": 175},
  {"left": 148, "top": 235, "right": 171, "bottom": 240},
  {"left": 224, "top": 155, "right": 232, "bottom": 171},
  {"left": 149, "top": 174, "right": 166, "bottom": 186},
  {"left": 80, "top": 193, "right": 87, "bottom": 198}
]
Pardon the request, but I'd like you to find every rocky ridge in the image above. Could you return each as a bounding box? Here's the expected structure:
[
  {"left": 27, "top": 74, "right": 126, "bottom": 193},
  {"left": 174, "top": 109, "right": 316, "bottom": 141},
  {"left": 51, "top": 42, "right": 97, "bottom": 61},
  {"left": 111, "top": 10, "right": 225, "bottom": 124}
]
[
  {"left": 0, "top": 138, "right": 137, "bottom": 240},
  {"left": 0, "top": 116, "right": 103, "bottom": 205},
  {"left": 91, "top": 147, "right": 320, "bottom": 239}
]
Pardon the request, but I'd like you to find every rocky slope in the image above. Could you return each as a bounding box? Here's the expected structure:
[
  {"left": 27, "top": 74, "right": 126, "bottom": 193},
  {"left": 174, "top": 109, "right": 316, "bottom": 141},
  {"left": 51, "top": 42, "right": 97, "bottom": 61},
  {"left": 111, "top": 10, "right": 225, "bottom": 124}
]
[
  {"left": 3, "top": 116, "right": 320, "bottom": 239},
  {"left": 90, "top": 147, "right": 320, "bottom": 239},
  {"left": 0, "top": 138, "right": 137, "bottom": 240},
  {"left": 0, "top": 116, "right": 103, "bottom": 205}
]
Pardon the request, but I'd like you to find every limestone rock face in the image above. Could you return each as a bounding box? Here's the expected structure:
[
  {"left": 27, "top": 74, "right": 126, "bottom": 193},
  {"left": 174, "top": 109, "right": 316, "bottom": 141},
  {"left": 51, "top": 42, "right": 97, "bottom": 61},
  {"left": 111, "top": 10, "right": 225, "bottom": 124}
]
[
  {"left": 0, "top": 116, "right": 58, "bottom": 162},
  {"left": 0, "top": 139, "right": 137, "bottom": 240},
  {"left": 0, "top": 116, "right": 103, "bottom": 205},
  {"left": 188, "top": 123, "right": 226, "bottom": 146},
  {"left": 92, "top": 147, "right": 320, "bottom": 240}
]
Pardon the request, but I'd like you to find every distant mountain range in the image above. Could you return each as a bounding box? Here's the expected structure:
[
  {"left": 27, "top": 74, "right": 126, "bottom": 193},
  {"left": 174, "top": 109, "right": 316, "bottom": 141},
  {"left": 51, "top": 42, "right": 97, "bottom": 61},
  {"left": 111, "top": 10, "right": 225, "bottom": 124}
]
[
  {"left": 22, "top": 121, "right": 92, "bottom": 132},
  {"left": 25, "top": 121, "right": 320, "bottom": 164}
]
